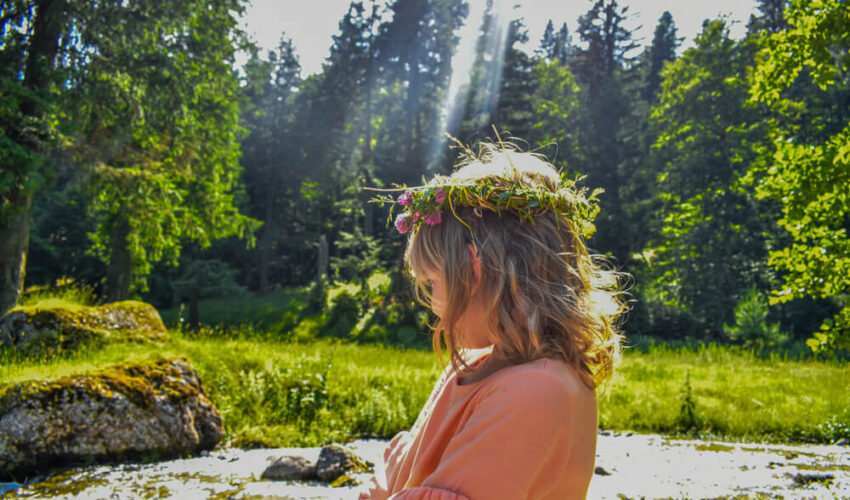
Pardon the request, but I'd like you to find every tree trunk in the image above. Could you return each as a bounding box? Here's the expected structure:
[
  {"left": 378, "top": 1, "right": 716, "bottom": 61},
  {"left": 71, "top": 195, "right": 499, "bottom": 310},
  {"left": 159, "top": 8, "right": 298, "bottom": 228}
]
[
  {"left": 317, "top": 234, "right": 328, "bottom": 282},
  {"left": 105, "top": 216, "right": 132, "bottom": 302},
  {"left": 0, "top": 0, "right": 65, "bottom": 315},
  {"left": 0, "top": 194, "right": 33, "bottom": 316},
  {"left": 258, "top": 201, "right": 273, "bottom": 291}
]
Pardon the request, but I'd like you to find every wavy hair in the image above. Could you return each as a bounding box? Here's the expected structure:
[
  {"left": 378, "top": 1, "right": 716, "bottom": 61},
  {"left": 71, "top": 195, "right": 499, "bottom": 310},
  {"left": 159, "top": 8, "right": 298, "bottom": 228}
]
[{"left": 404, "top": 143, "right": 625, "bottom": 389}]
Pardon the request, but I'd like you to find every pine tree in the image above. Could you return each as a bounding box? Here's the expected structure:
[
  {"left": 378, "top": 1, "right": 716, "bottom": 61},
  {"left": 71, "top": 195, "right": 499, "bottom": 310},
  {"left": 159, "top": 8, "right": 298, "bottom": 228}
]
[
  {"left": 569, "top": 0, "right": 639, "bottom": 262},
  {"left": 538, "top": 20, "right": 556, "bottom": 59},
  {"left": 644, "top": 11, "right": 680, "bottom": 101}
]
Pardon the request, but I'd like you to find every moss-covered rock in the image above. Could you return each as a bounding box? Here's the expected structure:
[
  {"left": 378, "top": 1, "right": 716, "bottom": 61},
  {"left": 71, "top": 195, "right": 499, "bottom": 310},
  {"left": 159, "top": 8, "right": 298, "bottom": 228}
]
[
  {"left": 0, "top": 300, "right": 167, "bottom": 355},
  {"left": 315, "top": 443, "right": 374, "bottom": 482},
  {"left": 0, "top": 358, "right": 223, "bottom": 481}
]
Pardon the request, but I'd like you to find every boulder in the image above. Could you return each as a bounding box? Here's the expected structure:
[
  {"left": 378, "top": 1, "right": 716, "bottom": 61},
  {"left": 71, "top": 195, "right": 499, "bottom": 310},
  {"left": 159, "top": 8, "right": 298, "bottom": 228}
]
[
  {"left": 0, "top": 358, "right": 222, "bottom": 480},
  {"left": 0, "top": 300, "right": 167, "bottom": 355},
  {"left": 315, "top": 444, "right": 374, "bottom": 482},
  {"left": 261, "top": 455, "right": 317, "bottom": 481}
]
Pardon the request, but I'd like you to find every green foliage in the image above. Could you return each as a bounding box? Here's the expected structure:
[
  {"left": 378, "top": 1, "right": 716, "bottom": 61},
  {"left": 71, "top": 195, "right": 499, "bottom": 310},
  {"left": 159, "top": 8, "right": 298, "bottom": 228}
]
[
  {"left": 724, "top": 287, "right": 787, "bottom": 351},
  {"left": 19, "top": 280, "right": 97, "bottom": 308},
  {"left": 639, "top": 20, "right": 777, "bottom": 336},
  {"left": 675, "top": 371, "right": 700, "bottom": 431},
  {"left": 330, "top": 228, "right": 382, "bottom": 300},
  {"left": 71, "top": 0, "right": 260, "bottom": 297},
  {"left": 748, "top": 0, "right": 850, "bottom": 354},
  {"left": 529, "top": 60, "right": 582, "bottom": 167},
  {"left": 324, "top": 290, "right": 361, "bottom": 339}
]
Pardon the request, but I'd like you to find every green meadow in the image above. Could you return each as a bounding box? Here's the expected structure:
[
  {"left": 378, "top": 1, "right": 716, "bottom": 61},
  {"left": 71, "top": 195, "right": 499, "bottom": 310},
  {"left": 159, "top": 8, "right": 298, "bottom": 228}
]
[{"left": 2, "top": 300, "right": 847, "bottom": 447}]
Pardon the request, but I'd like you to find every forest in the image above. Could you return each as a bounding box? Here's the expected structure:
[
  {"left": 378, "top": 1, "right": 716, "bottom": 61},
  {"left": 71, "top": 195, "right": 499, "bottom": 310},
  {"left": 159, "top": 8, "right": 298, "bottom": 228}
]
[{"left": 1, "top": 0, "right": 849, "bottom": 357}]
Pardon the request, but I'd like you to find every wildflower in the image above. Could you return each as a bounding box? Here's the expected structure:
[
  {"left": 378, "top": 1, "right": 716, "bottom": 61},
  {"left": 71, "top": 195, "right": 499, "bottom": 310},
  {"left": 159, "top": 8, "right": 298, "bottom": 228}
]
[
  {"left": 395, "top": 213, "right": 413, "bottom": 234},
  {"left": 412, "top": 212, "right": 422, "bottom": 222},
  {"left": 435, "top": 188, "right": 447, "bottom": 203},
  {"left": 398, "top": 191, "right": 414, "bottom": 207},
  {"left": 424, "top": 211, "right": 442, "bottom": 226}
]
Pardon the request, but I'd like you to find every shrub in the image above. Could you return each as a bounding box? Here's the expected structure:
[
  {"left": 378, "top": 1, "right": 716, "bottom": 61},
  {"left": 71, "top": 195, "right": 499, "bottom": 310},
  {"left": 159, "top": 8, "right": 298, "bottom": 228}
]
[
  {"left": 724, "top": 287, "right": 787, "bottom": 352},
  {"left": 324, "top": 291, "right": 361, "bottom": 338}
]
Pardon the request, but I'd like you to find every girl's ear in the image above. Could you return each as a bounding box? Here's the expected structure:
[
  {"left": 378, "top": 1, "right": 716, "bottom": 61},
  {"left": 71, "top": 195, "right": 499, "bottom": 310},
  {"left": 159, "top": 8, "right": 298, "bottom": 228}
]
[{"left": 468, "top": 243, "right": 482, "bottom": 295}]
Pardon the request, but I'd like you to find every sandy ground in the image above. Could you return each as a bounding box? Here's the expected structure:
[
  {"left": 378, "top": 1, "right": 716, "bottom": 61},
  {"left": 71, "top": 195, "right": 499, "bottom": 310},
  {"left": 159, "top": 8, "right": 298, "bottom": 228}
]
[{"left": 3, "top": 433, "right": 849, "bottom": 499}]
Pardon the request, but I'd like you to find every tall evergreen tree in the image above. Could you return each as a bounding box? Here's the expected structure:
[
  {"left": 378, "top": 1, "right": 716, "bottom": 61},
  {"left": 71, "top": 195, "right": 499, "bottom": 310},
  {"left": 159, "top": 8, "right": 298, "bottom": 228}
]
[
  {"left": 644, "top": 11, "right": 680, "bottom": 101},
  {"left": 554, "top": 22, "right": 573, "bottom": 65},
  {"left": 376, "top": 0, "right": 467, "bottom": 180},
  {"left": 538, "top": 20, "right": 556, "bottom": 59},
  {"left": 240, "top": 36, "right": 302, "bottom": 291},
  {"left": 569, "top": 0, "right": 638, "bottom": 263}
]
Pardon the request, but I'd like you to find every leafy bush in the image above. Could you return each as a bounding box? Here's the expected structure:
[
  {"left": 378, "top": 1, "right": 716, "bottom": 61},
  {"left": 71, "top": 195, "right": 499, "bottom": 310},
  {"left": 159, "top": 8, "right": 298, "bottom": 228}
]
[
  {"left": 323, "top": 291, "right": 361, "bottom": 338},
  {"left": 724, "top": 287, "right": 787, "bottom": 351}
]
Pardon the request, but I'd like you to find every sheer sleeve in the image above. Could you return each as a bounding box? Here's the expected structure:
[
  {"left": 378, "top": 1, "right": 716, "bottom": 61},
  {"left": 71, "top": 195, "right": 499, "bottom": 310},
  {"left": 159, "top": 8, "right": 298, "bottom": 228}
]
[
  {"left": 387, "top": 369, "right": 579, "bottom": 500},
  {"left": 359, "top": 430, "right": 412, "bottom": 500}
]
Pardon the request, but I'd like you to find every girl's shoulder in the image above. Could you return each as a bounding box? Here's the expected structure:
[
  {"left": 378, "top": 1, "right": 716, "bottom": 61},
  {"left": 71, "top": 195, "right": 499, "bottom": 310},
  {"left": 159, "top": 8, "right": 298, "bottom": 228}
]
[{"left": 467, "top": 357, "right": 593, "bottom": 405}]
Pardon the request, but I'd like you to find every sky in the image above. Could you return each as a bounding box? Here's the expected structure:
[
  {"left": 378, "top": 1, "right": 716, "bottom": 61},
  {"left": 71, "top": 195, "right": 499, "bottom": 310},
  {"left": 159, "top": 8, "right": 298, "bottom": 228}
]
[{"left": 240, "top": 0, "right": 760, "bottom": 77}]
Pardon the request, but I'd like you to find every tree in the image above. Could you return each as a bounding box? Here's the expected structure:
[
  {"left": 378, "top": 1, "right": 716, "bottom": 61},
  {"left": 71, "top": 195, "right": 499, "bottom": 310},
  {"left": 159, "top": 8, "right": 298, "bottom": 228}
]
[
  {"left": 239, "top": 36, "right": 302, "bottom": 291},
  {"left": 570, "top": 0, "right": 639, "bottom": 263},
  {"left": 747, "top": 0, "right": 788, "bottom": 34},
  {"left": 538, "top": 20, "right": 556, "bottom": 59},
  {"left": 71, "top": 0, "right": 259, "bottom": 301},
  {"left": 377, "top": 0, "right": 467, "bottom": 179},
  {"left": 0, "top": 0, "right": 259, "bottom": 309},
  {"left": 749, "top": 0, "right": 850, "bottom": 353},
  {"left": 643, "top": 11, "right": 680, "bottom": 101},
  {"left": 640, "top": 20, "right": 778, "bottom": 337},
  {"left": 0, "top": 0, "right": 67, "bottom": 315},
  {"left": 492, "top": 18, "right": 536, "bottom": 140},
  {"left": 528, "top": 60, "right": 582, "bottom": 169}
]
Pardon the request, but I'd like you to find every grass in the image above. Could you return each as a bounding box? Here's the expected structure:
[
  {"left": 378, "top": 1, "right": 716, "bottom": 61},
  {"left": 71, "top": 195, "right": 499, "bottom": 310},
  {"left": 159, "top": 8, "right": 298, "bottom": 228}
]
[
  {"left": 599, "top": 343, "right": 850, "bottom": 443},
  {"left": 0, "top": 330, "right": 442, "bottom": 448},
  {"left": 2, "top": 328, "right": 848, "bottom": 447}
]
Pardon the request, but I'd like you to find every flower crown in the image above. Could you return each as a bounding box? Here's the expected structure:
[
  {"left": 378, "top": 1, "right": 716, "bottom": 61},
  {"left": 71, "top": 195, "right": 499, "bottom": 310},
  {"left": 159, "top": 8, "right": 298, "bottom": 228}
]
[{"left": 368, "top": 171, "right": 602, "bottom": 238}]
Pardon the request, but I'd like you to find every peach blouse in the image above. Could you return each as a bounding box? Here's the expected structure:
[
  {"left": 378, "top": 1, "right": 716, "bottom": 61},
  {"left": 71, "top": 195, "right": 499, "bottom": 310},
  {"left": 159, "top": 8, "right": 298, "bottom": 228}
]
[{"left": 359, "top": 354, "right": 598, "bottom": 500}]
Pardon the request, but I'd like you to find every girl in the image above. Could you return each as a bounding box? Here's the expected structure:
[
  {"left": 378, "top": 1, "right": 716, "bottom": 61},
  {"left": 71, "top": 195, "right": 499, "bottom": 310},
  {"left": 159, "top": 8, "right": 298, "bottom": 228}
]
[{"left": 360, "top": 142, "right": 625, "bottom": 500}]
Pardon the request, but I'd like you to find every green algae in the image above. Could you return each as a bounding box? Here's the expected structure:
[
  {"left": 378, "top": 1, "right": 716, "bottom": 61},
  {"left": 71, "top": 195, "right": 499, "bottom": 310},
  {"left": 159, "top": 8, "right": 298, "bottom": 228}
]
[
  {"left": 695, "top": 443, "right": 736, "bottom": 452},
  {"left": 792, "top": 463, "right": 850, "bottom": 472},
  {"left": 19, "top": 470, "right": 108, "bottom": 497}
]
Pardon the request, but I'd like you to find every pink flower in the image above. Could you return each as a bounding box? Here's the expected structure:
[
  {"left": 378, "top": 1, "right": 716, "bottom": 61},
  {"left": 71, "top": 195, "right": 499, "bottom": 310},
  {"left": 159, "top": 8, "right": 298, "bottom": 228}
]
[
  {"left": 412, "top": 211, "right": 422, "bottom": 222},
  {"left": 435, "top": 188, "right": 447, "bottom": 203},
  {"left": 424, "top": 211, "right": 442, "bottom": 226},
  {"left": 395, "top": 213, "right": 413, "bottom": 234},
  {"left": 397, "top": 191, "right": 414, "bottom": 207}
]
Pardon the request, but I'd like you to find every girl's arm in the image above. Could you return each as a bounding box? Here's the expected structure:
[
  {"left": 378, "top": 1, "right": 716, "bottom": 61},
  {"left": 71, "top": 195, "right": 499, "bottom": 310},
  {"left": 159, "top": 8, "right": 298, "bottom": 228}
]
[
  {"left": 387, "top": 368, "right": 588, "bottom": 500},
  {"left": 358, "top": 430, "right": 412, "bottom": 500}
]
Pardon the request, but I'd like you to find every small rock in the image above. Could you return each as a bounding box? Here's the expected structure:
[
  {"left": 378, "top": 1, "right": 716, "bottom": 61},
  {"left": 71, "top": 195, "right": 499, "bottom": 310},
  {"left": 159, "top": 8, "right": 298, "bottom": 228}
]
[
  {"left": 599, "top": 430, "right": 612, "bottom": 436},
  {"left": 594, "top": 466, "right": 612, "bottom": 476},
  {"left": 835, "top": 438, "right": 847, "bottom": 446},
  {"left": 316, "top": 444, "right": 374, "bottom": 482},
  {"left": 261, "top": 455, "right": 317, "bottom": 481}
]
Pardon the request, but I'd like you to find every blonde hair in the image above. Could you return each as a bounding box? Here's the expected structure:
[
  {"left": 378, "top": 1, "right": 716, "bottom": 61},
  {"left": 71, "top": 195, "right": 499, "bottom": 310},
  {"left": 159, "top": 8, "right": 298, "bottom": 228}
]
[{"left": 405, "top": 143, "right": 625, "bottom": 389}]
